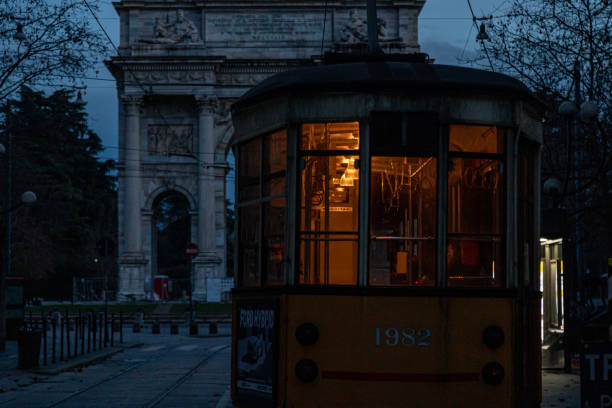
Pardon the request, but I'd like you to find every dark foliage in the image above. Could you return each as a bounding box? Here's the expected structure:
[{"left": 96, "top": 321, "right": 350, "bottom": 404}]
[{"left": 1, "top": 87, "right": 116, "bottom": 299}]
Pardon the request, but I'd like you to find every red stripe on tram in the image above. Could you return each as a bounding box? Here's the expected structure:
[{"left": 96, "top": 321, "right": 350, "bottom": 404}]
[{"left": 321, "top": 371, "right": 480, "bottom": 382}]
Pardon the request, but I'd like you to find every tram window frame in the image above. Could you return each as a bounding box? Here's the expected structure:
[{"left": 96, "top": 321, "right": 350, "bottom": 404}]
[
  {"left": 298, "top": 122, "right": 360, "bottom": 286},
  {"left": 368, "top": 112, "right": 439, "bottom": 287},
  {"left": 446, "top": 124, "right": 506, "bottom": 288},
  {"left": 236, "top": 129, "right": 287, "bottom": 288}
]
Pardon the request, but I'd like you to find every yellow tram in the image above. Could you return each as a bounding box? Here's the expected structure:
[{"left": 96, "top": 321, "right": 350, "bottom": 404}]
[{"left": 230, "top": 57, "right": 544, "bottom": 407}]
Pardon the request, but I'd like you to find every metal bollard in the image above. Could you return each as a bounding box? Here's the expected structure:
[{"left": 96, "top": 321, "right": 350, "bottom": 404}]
[
  {"left": 66, "top": 316, "right": 71, "bottom": 358},
  {"left": 80, "top": 314, "right": 84, "bottom": 355},
  {"left": 43, "top": 312, "right": 47, "bottom": 366},
  {"left": 209, "top": 322, "right": 218, "bottom": 335},
  {"left": 152, "top": 321, "right": 160, "bottom": 334},
  {"left": 52, "top": 317, "right": 56, "bottom": 364},
  {"left": 120, "top": 312, "right": 123, "bottom": 344},
  {"left": 92, "top": 312, "right": 97, "bottom": 352},
  {"left": 87, "top": 315, "right": 91, "bottom": 353},
  {"left": 110, "top": 314, "right": 114, "bottom": 347},
  {"left": 170, "top": 323, "right": 179, "bottom": 335},
  {"left": 104, "top": 310, "right": 108, "bottom": 347},
  {"left": 189, "top": 322, "right": 198, "bottom": 336},
  {"left": 60, "top": 313, "right": 64, "bottom": 361},
  {"left": 99, "top": 313, "right": 103, "bottom": 349}
]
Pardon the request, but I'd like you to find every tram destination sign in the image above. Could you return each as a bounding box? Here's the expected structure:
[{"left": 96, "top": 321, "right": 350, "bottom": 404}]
[
  {"left": 581, "top": 342, "right": 612, "bottom": 407},
  {"left": 235, "top": 300, "right": 278, "bottom": 401}
]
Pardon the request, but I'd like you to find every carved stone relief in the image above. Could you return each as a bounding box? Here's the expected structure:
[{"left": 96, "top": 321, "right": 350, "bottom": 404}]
[
  {"left": 338, "top": 10, "right": 390, "bottom": 43},
  {"left": 148, "top": 124, "right": 194, "bottom": 155},
  {"left": 137, "top": 9, "right": 202, "bottom": 44}
]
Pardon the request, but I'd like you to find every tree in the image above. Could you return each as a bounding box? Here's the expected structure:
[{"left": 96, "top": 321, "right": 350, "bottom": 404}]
[
  {"left": 0, "top": 0, "right": 108, "bottom": 101},
  {"left": 469, "top": 0, "right": 611, "bottom": 276},
  {"left": 1, "top": 87, "right": 117, "bottom": 299}
]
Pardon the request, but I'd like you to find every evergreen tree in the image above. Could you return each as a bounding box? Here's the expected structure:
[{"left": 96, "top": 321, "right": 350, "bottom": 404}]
[{"left": 1, "top": 87, "right": 116, "bottom": 299}]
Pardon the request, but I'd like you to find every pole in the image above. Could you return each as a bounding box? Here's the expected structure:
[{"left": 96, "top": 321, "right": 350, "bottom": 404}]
[
  {"left": 366, "top": 0, "right": 381, "bottom": 54},
  {"left": 0, "top": 128, "right": 11, "bottom": 352},
  {"left": 190, "top": 260, "right": 194, "bottom": 323},
  {"left": 573, "top": 60, "right": 584, "bottom": 304}
]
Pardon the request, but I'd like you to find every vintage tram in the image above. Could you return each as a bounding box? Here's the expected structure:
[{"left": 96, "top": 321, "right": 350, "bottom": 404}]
[{"left": 230, "top": 57, "right": 544, "bottom": 407}]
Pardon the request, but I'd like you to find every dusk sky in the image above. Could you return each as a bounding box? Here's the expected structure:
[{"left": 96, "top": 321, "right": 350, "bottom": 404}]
[{"left": 79, "top": 0, "right": 506, "bottom": 162}]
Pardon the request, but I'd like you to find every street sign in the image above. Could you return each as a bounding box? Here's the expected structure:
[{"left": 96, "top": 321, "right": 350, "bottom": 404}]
[
  {"left": 581, "top": 342, "right": 612, "bottom": 407},
  {"left": 186, "top": 242, "right": 198, "bottom": 258}
]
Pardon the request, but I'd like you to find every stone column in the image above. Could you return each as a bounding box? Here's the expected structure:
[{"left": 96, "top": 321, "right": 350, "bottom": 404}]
[
  {"left": 118, "top": 95, "right": 147, "bottom": 301},
  {"left": 193, "top": 95, "right": 222, "bottom": 301}
]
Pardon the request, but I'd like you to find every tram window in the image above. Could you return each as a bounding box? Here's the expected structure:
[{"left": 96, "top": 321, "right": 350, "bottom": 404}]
[
  {"left": 263, "top": 130, "right": 287, "bottom": 196},
  {"left": 238, "top": 204, "right": 260, "bottom": 287},
  {"left": 264, "top": 198, "right": 285, "bottom": 285},
  {"left": 299, "top": 122, "right": 360, "bottom": 285},
  {"left": 447, "top": 125, "right": 505, "bottom": 287},
  {"left": 237, "top": 130, "right": 287, "bottom": 287},
  {"left": 449, "top": 124, "right": 503, "bottom": 153},
  {"left": 238, "top": 138, "right": 260, "bottom": 202},
  {"left": 301, "top": 122, "right": 359, "bottom": 150},
  {"left": 369, "top": 157, "right": 437, "bottom": 286}
]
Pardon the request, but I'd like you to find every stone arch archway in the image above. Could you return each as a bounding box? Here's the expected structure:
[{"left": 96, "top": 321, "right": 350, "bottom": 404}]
[{"left": 151, "top": 191, "right": 192, "bottom": 291}]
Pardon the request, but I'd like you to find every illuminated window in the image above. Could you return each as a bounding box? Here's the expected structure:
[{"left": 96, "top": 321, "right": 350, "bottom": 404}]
[
  {"left": 299, "top": 122, "right": 359, "bottom": 285},
  {"left": 237, "top": 129, "right": 287, "bottom": 287},
  {"left": 369, "top": 113, "right": 438, "bottom": 286},
  {"left": 447, "top": 125, "right": 504, "bottom": 287},
  {"left": 370, "top": 157, "right": 437, "bottom": 286}
]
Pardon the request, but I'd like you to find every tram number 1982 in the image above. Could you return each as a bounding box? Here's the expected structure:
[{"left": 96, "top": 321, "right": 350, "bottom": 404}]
[{"left": 375, "top": 328, "right": 431, "bottom": 347}]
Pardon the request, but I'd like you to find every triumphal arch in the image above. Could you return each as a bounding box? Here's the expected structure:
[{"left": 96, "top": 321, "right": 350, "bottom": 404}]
[{"left": 107, "top": 0, "right": 425, "bottom": 301}]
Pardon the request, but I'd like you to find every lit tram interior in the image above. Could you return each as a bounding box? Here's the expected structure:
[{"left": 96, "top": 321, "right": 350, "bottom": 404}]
[{"left": 230, "top": 60, "right": 544, "bottom": 408}]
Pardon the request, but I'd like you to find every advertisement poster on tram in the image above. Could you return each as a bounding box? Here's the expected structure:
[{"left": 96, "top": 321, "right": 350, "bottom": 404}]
[{"left": 235, "top": 301, "right": 277, "bottom": 399}]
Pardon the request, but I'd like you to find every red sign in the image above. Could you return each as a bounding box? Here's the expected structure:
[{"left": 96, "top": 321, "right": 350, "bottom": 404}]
[{"left": 186, "top": 242, "right": 199, "bottom": 258}]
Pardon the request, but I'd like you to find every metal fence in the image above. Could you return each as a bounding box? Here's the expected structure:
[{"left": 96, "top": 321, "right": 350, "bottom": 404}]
[{"left": 72, "top": 277, "right": 116, "bottom": 302}]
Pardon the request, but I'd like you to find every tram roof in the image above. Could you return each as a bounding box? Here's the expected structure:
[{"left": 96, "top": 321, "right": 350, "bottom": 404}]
[{"left": 238, "top": 61, "right": 541, "bottom": 108}]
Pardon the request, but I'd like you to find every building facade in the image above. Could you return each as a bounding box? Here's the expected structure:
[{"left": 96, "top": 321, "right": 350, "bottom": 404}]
[{"left": 107, "top": 0, "right": 425, "bottom": 301}]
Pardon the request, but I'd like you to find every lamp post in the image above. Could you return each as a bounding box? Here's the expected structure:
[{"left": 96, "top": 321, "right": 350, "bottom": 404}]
[{"left": 0, "top": 139, "right": 37, "bottom": 351}]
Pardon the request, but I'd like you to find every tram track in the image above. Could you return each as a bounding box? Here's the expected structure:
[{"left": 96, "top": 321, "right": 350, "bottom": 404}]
[
  {"left": 41, "top": 343, "right": 230, "bottom": 408},
  {"left": 143, "top": 344, "right": 230, "bottom": 408}
]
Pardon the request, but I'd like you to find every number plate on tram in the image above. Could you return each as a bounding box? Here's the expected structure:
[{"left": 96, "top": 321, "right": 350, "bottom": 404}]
[{"left": 375, "top": 327, "right": 432, "bottom": 347}]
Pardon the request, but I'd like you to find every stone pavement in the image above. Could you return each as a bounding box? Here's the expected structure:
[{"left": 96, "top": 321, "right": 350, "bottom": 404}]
[{"left": 0, "top": 326, "right": 581, "bottom": 407}]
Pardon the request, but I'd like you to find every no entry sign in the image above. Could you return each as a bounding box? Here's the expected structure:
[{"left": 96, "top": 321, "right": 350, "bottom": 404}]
[{"left": 186, "top": 242, "right": 198, "bottom": 258}]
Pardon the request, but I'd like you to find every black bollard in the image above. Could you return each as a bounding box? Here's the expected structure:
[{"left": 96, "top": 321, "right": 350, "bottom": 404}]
[
  {"left": 92, "top": 312, "right": 97, "bottom": 352},
  {"left": 152, "top": 321, "right": 160, "bottom": 334},
  {"left": 99, "top": 313, "right": 103, "bottom": 349},
  {"left": 60, "top": 314, "right": 64, "bottom": 361},
  {"left": 87, "top": 315, "right": 91, "bottom": 353},
  {"left": 104, "top": 310, "right": 108, "bottom": 347},
  {"left": 80, "top": 315, "right": 84, "bottom": 355},
  {"left": 120, "top": 312, "right": 123, "bottom": 344},
  {"left": 66, "top": 316, "right": 71, "bottom": 358},
  {"left": 43, "top": 312, "right": 47, "bottom": 366},
  {"left": 52, "top": 317, "right": 56, "bottom": 364},
  {"left": 189, "top": 322, "right": 198, "bottom": 336},
  {"left": 74, "top": 316, "right": 78, "bottom": 357},
  {"left": 110, "top": 314, "right": 114, "bottom": 347},
  {"left": 170, "top": 323, "right": 179, "bottom": 335}
]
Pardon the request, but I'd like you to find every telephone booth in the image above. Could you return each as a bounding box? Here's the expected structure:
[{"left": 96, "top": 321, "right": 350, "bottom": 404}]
[{"left": 231, "top": 58, "right": 544, "bottom": 407}]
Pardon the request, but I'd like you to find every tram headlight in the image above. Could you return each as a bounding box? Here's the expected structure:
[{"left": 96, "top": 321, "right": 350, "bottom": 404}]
[
  {"left": 482, "top": 325, "right": 505, "bottom": 349},
  {"left": 296, "top": 322, "right": 319, "bottom": 346},
  {"left": 481, "top": 362, "right": 505, "bottom": 385},
  {"left": 295, "top": 359, "right": 319, "bottom": 383}
]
